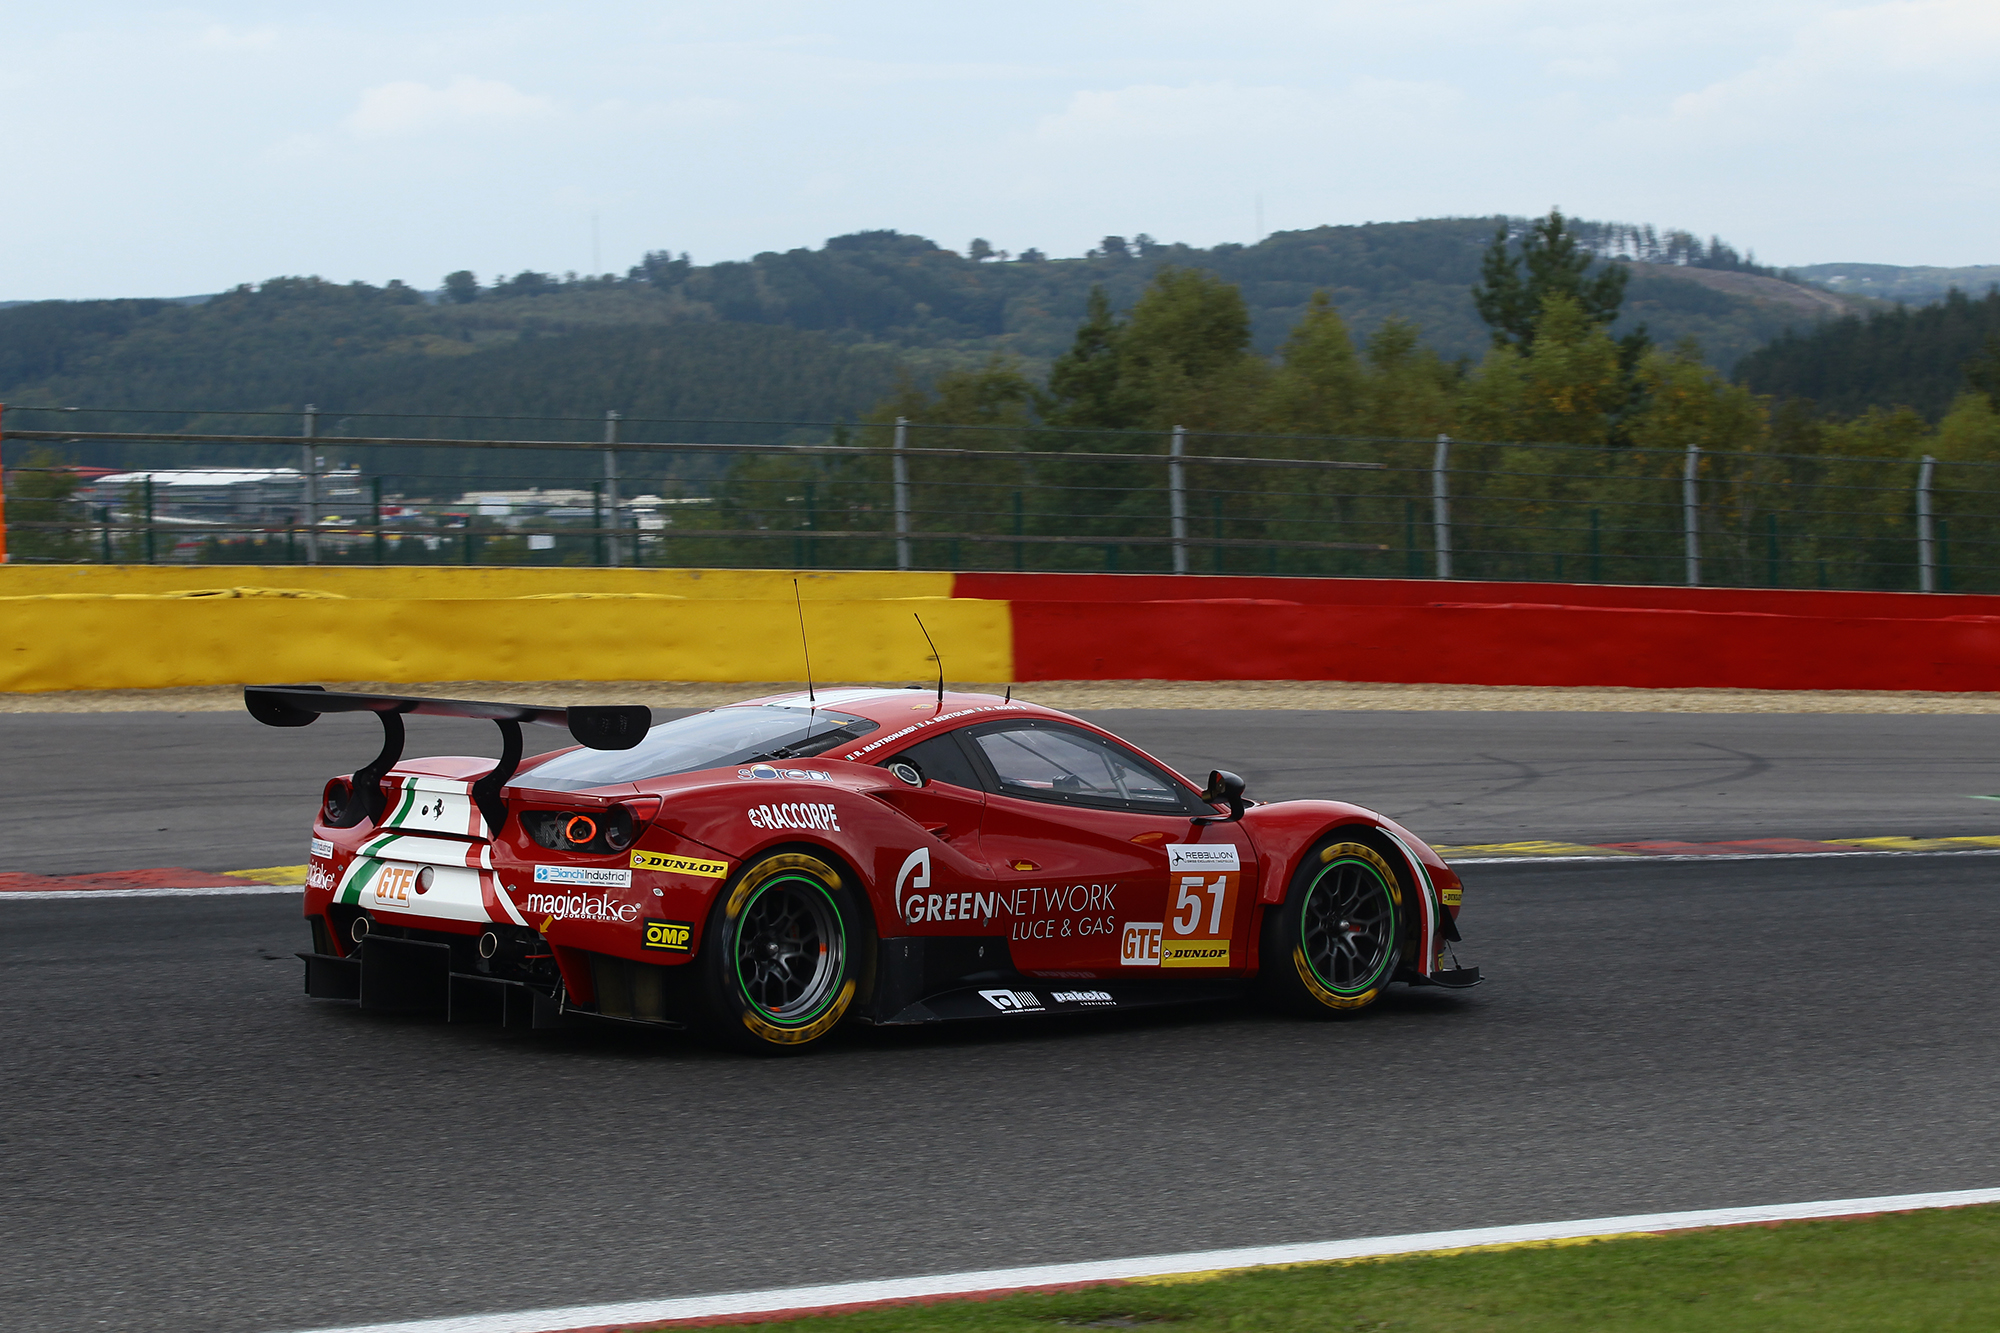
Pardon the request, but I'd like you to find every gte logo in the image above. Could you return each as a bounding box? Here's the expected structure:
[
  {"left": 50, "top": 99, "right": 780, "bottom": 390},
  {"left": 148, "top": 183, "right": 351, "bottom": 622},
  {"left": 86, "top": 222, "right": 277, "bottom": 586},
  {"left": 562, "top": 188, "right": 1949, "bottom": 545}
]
[
  {"left": 979, "top": 989, "right": 1043, "bottom": 1013},
  {"left": 1120, "top": 921, "right": 1163, "bottom": 966},
  {"left": 372, "top": 865, "right": 417, "bottom": 909}
]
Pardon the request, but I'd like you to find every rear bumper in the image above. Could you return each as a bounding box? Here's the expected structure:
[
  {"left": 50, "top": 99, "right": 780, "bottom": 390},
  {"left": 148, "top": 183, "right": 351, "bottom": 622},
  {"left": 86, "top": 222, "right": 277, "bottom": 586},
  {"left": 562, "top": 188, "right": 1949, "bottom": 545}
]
[{"left": 299, "top": 941, "right": 566, "bottom": 1027}]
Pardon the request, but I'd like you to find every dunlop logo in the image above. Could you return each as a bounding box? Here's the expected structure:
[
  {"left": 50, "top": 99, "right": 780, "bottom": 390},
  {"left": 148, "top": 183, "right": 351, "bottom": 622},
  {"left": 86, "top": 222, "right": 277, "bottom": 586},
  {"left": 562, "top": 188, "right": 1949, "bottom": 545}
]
[{"left": 630, "top": 850, "right": 730, "bottom": 879}]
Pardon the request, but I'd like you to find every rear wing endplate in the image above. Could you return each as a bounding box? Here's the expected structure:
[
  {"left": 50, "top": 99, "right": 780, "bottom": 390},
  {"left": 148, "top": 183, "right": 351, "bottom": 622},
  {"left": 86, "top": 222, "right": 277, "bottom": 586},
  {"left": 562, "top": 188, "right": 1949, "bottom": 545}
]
[{"left": 245, "top": 685, "right": 650, "bottom": 834}]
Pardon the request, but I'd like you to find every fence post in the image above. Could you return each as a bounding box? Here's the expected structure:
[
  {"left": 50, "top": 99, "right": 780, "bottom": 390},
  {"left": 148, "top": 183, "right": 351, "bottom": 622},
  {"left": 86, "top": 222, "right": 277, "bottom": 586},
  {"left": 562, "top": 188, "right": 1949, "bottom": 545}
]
[
  {"left": 893, "top": 416, "right": 912, "bottom": 570},
  {"left": 1169, "top": 424, "right": 1188, "bottom": 574},
  {"left": 591, "top": 481, "right": 605, "bottom": 567},
  {"left": 1917, "top": 454, "right": 1937, "bottom": 593},
  {"left": 1431, "top": 434, "right": 1452, "bottom": 579},
  {"left": 144, "top": 475, "right": 156, "bottom": 564},
  {"left": 0, "top": 402, "right": 8, "bottom": 565},
  {"left": 301, "top": 404, "right": 319, "bottom": 565},
  {"left": 1683, "top": 442, "right": 1701, "bottom": 587},
  {"left": 603, "top": 410, "right": 622, "bottom": 568},
  {"left": 372, "top": 477, "right": 385, "bottom": 565}
]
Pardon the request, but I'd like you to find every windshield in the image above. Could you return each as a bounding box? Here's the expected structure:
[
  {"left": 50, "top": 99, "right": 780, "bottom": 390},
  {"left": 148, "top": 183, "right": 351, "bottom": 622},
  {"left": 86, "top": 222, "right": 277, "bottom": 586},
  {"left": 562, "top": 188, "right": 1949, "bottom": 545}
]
[{"left": 518, "top": 706, "right": 879, "bottom": 792}]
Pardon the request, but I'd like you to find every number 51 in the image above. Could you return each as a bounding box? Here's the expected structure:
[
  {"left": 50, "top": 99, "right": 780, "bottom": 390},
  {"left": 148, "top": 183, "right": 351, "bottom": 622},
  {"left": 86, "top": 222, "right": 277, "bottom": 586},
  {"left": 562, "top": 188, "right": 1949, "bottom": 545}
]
[{"left": 1174, "top": 874, "right": 1229, "bottom": 935}]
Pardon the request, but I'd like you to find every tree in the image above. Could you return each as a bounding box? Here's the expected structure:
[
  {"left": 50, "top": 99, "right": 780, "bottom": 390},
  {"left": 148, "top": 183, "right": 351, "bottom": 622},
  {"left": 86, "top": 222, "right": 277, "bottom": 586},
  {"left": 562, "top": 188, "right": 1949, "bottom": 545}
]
[
  {"left": 1963, "top": 333, "right": 2000, "bottom": 409},
  {"left": 443, "top": 271, "right": 480, "bottom": 304},
  {"left": 1044, "top": 286, "right": 1129, "bottom": 429},
  {"left": 968, "top": 238, "right": 996, "bottom": 262},
  {"left": 1472, "top": 209, "right": 1629, "bottom": 350},
  {"left": 1093, "top": 235, "right": 1131, "bottom": 260}
]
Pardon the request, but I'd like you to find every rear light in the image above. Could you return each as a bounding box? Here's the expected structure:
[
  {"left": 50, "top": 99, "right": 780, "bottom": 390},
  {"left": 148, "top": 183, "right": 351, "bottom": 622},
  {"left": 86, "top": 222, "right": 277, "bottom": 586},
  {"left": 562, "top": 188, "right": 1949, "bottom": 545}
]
[
  {"left": 321, "top": 776, "right": 390, "bottom": 829},
  {"left": 523, "top": 799, "right": 660, "bottom": 853}
]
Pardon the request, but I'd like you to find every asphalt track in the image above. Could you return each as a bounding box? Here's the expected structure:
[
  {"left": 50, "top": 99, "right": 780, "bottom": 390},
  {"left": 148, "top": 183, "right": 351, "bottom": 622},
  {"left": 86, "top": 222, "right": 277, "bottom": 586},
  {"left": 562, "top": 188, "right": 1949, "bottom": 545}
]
[
  {"left": 6, "top": 709, "right": 2000, "bottom": 1333},
  {"left": 7, "top": 708, "right": 2000, "bottom": 874}
]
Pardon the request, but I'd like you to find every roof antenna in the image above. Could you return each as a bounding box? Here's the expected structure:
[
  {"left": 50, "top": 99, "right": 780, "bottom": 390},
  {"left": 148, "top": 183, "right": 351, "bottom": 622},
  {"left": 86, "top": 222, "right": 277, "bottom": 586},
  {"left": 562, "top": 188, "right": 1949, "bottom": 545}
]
[
  {"left": 914, "top": 613, "right": 944, "bottom": 713},
  {"left": 1005, "top": 683, "right": 1012, "bottom": 702},
  {"left": 794, "top": 578, "right": 817, "bottom": 710}
]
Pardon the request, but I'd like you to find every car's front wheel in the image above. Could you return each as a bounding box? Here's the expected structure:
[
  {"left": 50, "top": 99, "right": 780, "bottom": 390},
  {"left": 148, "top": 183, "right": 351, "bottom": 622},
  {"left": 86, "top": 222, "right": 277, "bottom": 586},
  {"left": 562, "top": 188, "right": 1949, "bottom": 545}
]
[
  {"left": 691, "top": 851, "right": 863, "bottom": 1053},
  {"left": 1260, "top": 838, "right": 1404, "bottom": 1017}
]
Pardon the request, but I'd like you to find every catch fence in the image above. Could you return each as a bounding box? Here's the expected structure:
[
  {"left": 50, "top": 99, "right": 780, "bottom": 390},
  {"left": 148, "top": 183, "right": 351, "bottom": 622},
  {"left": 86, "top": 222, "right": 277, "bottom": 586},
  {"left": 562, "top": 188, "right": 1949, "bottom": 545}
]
[{"left": 0, "top": 405, "right": 1992, "bottom": 593}]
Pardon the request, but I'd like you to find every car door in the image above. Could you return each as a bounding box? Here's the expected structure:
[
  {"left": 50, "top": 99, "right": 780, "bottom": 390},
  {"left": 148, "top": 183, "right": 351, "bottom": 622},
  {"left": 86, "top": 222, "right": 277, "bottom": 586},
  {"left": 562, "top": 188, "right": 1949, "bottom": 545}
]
[{"left": 956, "top": 718, "right": 1232, "bottom": 976}]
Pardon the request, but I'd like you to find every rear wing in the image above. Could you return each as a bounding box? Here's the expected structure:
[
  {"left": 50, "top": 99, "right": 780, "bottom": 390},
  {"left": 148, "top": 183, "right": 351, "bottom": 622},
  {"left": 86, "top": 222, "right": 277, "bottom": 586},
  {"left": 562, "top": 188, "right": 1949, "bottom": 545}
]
[{"left": 245, "top": 685, "right": 650, "bottom": 833}]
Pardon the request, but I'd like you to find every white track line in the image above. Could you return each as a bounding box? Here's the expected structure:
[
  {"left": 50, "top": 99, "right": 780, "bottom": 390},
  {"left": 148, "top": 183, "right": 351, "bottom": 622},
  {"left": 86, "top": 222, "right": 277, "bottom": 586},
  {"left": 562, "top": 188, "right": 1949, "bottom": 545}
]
[
  {"left": 1451, "top": 848, "right": 2000, "bottom": 865},
  {"left": 9, "top": 847, "right": 1996, "bottom": 897},
  {"left": 0, "top": 884, "right": 295, "bottom": 901},
  {"left": 285, "top": 1187, "right": 2000, "bottom": 1333}
]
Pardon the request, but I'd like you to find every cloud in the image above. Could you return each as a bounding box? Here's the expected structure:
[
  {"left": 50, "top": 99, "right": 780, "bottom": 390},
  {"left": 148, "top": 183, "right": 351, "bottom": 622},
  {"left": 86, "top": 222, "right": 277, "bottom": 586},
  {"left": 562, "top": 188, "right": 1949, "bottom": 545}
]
[
  {"left": 1031, "top": 78, "right": 1460, "bottom": 150},
  {"left": 344, "top": 77, "right": 554, "bottom": 137},
  {"left": 1667, "top": 0, "right": 2000, "bottom": 125}
]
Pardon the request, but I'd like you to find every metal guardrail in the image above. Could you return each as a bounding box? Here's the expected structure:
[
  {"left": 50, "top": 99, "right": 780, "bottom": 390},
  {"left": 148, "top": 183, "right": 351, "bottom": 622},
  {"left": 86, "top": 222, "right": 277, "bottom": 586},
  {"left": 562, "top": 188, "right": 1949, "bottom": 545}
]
[{"left": 1, "top": 406, "right": 1993, "bottom": 592}]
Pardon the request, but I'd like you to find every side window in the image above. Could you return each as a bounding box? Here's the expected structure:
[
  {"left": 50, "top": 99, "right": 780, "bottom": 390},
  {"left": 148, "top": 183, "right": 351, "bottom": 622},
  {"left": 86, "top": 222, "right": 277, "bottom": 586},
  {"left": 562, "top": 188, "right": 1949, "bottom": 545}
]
[
  {"left": 883, "top": 733, "right": 984, "bottom": 790},
  {"left": 969, "top": 723, "right": 1191, "bottom": 813}
]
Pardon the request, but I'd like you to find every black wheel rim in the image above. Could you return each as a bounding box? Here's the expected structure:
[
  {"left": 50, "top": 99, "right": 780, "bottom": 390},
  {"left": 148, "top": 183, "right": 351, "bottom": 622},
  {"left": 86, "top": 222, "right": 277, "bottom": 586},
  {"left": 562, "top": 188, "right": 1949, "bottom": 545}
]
[
  {"left": 733, "top": 873, "right": 845, "bottom": 1023},
  {"left": 1300, "top": 857, "right": 1397, "bottom": 994}
]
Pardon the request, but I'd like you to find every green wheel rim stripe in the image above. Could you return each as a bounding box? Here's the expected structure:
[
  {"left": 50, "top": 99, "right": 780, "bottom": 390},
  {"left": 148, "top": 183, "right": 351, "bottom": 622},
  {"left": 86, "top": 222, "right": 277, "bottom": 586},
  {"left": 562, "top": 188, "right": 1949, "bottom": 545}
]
[
  {"left": 1301, "top": 855, "right": 1399, "bottom": 996},
  {"left": 732, "top": 872, "right": 846, "bottom": 1026}
]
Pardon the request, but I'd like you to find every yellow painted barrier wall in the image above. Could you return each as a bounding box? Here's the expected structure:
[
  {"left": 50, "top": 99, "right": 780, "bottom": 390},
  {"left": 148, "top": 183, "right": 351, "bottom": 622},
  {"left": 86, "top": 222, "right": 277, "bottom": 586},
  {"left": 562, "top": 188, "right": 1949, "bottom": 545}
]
[
  {"left": 0, "top": 565, "right": 954, "bottom": 600},
  {"left": 0, "top": 594, "right": 1011, "bottom": 692}
]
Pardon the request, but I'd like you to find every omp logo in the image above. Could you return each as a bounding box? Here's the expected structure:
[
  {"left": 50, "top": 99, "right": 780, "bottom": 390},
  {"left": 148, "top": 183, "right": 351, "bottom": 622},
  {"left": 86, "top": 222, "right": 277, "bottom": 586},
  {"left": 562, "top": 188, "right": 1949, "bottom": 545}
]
[
  {"left": 895, "top": 847, "right": 931, "bottom": 924},
  {"left": 372, "top": 864, "right": 417, "bottom": 910},
  {"left": 979, "top": 989, "right": 1043, "bottom": 1013},
  {"left": 1162, "top": 940, "right": 1231, "bottom": 968},
  {"left": 1120, "top": 921, "right": 1163, "bottom": 966},
  {"left": 641, "top": 919, "right": 693, "bottom": 952},
  {"left": 629, "top": 850, "right": 729, "bottom": 879}
]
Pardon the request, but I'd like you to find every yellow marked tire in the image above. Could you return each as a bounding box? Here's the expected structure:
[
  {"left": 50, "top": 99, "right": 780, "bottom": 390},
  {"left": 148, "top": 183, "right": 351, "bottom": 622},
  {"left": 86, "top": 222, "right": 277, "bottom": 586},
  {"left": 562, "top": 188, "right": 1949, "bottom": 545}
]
[
  {"left": 1261, "top": 836, "right": 1405, "bottom": 1019},
  {"left": 695, "top": 851, "right": 861, "bottom": 1055}
]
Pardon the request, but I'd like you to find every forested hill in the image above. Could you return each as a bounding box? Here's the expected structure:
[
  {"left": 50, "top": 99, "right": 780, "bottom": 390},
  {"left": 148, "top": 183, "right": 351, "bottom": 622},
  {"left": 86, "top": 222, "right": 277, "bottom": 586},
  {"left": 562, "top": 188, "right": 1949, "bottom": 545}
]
[
  {"left": 1736, "top": 287, "right": 2000, "bottom": 420},
  {"left": 0, "top": 218, "right": 1867, "bottom": 443}
]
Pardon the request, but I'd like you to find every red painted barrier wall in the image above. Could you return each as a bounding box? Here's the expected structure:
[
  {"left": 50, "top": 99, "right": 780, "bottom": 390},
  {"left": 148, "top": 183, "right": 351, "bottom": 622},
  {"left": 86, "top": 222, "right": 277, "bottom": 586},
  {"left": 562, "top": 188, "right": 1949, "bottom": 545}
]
[{"left": 951, "top": 574, "right": 2000, "bottom": 690}]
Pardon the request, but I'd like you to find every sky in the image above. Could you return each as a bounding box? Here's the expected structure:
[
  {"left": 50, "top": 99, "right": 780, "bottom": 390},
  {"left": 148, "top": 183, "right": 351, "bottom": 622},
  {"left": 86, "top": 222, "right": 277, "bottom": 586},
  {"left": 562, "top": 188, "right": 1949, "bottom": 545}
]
[{"left": 4, "top": 0, "right": 1997, "bottom": 301}]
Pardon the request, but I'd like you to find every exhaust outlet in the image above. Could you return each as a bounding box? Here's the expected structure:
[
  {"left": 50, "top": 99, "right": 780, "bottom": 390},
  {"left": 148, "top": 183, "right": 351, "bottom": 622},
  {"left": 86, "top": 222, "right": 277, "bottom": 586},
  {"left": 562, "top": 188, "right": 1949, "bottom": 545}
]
[
  {"left": 350, "top": 915, "right": 371, "bottom": 943},
  {"left": 478, "top": 930, "right": 500, "bottom": 960}
]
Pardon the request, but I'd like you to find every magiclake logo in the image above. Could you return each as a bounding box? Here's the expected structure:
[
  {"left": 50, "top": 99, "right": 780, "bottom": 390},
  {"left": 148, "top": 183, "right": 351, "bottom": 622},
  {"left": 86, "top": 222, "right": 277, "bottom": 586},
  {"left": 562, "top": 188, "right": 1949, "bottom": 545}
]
[
  {"left": 642, "top": 919, "right": 693, "bottom": 952},
  {"left": 629, "top": 849, "right": 730, "bottom": 879}
]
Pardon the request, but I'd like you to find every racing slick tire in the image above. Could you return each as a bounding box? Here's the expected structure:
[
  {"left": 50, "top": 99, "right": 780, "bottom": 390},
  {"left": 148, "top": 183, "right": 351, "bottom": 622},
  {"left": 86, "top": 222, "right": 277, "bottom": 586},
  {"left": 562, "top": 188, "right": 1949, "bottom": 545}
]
[
  {"left": 690, "top": 849, "right": 868, "bottom": 1054},
  {"left": 1260, "top": 832, "right": 1406, "bottom": 1018}
]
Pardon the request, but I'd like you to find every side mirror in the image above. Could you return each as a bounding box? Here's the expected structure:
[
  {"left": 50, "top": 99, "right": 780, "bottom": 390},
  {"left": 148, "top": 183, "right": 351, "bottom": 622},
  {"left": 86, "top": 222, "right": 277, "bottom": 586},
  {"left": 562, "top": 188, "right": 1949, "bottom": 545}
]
[{"left": 1196, "top": 769, "right": 1248, "bottom": 823}]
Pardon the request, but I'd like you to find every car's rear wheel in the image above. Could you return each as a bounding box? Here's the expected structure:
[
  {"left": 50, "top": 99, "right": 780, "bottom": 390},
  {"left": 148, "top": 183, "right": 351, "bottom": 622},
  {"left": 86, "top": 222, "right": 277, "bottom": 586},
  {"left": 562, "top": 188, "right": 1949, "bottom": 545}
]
[
  {"left": 691, "top": 851, "right": 862, "bottom": 1053},
  {"left": 1260, "top": 837, "right": 1404, "bottom": 1017}
]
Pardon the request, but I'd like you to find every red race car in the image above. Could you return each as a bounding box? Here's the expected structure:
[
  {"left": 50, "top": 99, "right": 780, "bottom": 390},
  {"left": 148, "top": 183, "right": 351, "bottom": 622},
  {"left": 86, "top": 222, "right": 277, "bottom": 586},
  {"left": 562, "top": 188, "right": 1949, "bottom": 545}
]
[{"left": 249, "top": 684, "right": 1478, "bottom": 1053}]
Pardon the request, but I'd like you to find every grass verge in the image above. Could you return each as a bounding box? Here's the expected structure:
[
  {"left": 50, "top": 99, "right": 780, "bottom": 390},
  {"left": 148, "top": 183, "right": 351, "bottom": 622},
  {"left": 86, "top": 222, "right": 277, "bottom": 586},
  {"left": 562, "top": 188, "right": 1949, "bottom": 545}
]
[{"left": 625, "top": 1205, "right": 2000, "bottom": 1333}]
